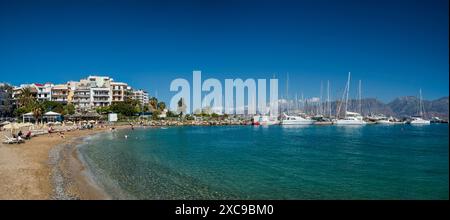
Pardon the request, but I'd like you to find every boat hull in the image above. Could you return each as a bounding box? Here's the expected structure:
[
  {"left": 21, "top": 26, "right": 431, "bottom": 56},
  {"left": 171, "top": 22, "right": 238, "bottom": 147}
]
[
  {"left": 335, "top": 120, "right": 366, "bottom": 125},
  {"left": 376, "top": 120, "right": 393, "bottom": 124},
  {"left": 410, "top": 120, "right": 431, "bottom": 125},
  {"left": 281, "top": 120, "right": 315, "bottom": 125}
]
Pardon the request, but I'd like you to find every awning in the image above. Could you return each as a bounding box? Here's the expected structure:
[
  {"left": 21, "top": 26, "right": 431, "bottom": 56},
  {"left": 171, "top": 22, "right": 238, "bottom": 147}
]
[{"left": 44, "top": 111, "right": 61, "bottom": 116}]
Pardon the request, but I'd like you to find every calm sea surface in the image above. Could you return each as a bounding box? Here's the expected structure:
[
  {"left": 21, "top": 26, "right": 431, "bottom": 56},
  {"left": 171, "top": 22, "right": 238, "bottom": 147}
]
[{"left": 78, "top": 124, "right": 449, "bottom": 199}]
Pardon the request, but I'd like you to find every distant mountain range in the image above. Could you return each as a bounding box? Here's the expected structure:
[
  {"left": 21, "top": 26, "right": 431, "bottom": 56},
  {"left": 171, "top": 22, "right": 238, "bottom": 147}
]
[{"left": 330, "top": 96, "right": 449, "bottom": 120}]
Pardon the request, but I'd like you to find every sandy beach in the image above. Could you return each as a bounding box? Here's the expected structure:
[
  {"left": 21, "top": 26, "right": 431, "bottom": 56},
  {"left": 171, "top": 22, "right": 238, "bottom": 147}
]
[{"left": 0, "top": 127, "right": 118, "bottom": 200}]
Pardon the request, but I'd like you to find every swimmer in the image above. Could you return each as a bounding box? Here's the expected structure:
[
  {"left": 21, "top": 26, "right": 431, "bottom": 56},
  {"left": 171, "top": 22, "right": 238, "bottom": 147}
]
[{"left": 125, "top": 135, "right": 128, "bottom": 139}]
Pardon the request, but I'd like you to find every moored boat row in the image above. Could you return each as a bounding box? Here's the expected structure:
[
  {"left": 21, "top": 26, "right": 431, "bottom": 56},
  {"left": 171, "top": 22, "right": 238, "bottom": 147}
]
[{"left": 252, "top": 73, "right": 440, "bottom": 126}]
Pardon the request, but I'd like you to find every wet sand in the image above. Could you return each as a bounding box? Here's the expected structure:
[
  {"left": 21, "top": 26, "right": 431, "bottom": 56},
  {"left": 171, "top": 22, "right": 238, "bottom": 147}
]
[{"left": 0, "top": 127, "right": 123, "bottom": 200}]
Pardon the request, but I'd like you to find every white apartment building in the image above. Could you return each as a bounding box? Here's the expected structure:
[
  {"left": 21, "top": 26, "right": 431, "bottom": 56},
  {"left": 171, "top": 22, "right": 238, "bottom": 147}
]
[
  {"left": 90, "top": 87, "right": 111, "bottom": 107},
  {"left": 51, "top": 84, "right": 69, "bottom": 103},
  {"left": 36, "top": 83, "right": 53, "bottom": 101},
  {"left": 87, "top": 75, "right": 111, "bottom": 88},
  {"left": 72, "top": 80, "right": 91, "bottom": 110},
  {"left": 12, "top": 84, "right": 38, "bottom": 100},
  {"left": 11, "top": 75, "right": 149, "bottom": 111},
  {"left": 71, "top": 76, "right": 112, "bottom": 109},
  {"left": 133, "top": 89, "right": 149, "bottom": 106},
  {"left": 111, "top": 82, "right": 128, "bottom": 102}
]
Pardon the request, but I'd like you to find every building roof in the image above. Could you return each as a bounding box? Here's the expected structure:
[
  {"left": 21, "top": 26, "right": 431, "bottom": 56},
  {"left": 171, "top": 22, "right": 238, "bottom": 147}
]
[{"left": 44, "top": 111, "right": 61, "bottom": 116}]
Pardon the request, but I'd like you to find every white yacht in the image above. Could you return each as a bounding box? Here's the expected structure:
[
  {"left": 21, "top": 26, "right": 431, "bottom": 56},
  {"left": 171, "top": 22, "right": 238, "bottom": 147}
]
[
  {"left": 335, "top": 111, "right": 367, "bottom": 125},
  {"left": 376, "top": 119, "right": 393, "bottom": 124},
  {"left": 408, "top": 89, "right": 430, "bottom": 125},
  {"left": 280, "top": 113, "right": 315, "bottom": 125},
  {"left": 409, "top": 116, "right": 431, "bottom": 125},
  {"left": 376, "top": 116, "right": 394, "bottom": 124}
]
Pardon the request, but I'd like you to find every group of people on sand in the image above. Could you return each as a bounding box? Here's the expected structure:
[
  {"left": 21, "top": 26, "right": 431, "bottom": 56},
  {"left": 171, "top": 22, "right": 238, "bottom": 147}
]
[
  {"left": 12, "top": 130, "right": 32, "bottom": 141},
  {"left": 47, "top": 126, "right": 65, "bottom": 139}
]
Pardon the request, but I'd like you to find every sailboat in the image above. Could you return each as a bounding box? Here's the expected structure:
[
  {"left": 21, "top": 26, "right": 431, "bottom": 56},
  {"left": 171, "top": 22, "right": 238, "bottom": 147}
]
[
  {"left": 335, "top": 72, "right": 366, "bottom": 125},
  {"left": 409, "top": 89, "right": 430, "bottom": 125}
]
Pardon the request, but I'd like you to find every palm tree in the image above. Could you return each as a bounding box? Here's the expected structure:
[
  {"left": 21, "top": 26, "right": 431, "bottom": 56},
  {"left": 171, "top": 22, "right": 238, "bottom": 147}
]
[
  {"left": 32, "top": 102, "right": 44, "bottom": 124},
  {"left": 177, "top": 97, "right": 186, "bottom": 117},
  {"left": 157, "top": 101, "right": 166, "bottom": 111},
  {"left": 149, "top": 97, "right": 158, "bottom": 112},
  {"left": 18, "top": 87, "right": 35, "bottom": 108}
]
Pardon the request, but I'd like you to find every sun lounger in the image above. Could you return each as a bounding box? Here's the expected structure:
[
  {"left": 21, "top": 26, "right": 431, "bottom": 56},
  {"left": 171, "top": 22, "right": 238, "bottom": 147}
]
[
  {"left": 30, "top": 130, "right": 48, "bottom": 136},
  {"left": 3, "top": 135, "right": 25, "bottom": 144}
]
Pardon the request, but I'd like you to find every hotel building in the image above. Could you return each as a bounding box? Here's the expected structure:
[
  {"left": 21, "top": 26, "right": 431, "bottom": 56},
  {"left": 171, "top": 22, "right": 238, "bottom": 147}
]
[
  {"left": 72, "top": 80, "right": 91, "bottom": 110},
  {"left": 111, "top": 82, "right": 128, "bottom": 102},
  {"left": 132, "top": 89, "right": 149, "bottom": 106},
  {"left": 51, "top": 84, "right": 69, "bottom": 103},
  {"left": 10, "top": 75, "right": 149, "bottom": 111},
  {"left": 36, "top": 83, "right": 53, "bottom": 102},
  {"left": 12, "top": 84, "right": 38, "bottom": 101}
]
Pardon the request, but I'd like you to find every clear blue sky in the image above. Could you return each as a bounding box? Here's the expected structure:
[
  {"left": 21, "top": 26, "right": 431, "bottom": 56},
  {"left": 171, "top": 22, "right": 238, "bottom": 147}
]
[{"left": 0, "top": 0, "right": 448, "bottom": 103}]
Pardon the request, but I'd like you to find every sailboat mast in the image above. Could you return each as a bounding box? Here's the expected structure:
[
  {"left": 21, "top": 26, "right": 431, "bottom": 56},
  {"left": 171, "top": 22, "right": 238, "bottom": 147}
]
[
  {"left": 344, "top": 72, "right": 351, "bottom": 117},
  {"left": 320, "top": 81, "right": 323, "bottom": 115},
  {"left": 301, "top": 92, "right": 304, "bottom": 114},
  {"left": 327, "top": 80, "right": 331, "bottom": 118},
  {"left": 419, "top": 88, "right": 423, "bottom": 117},
  {"left": 295, "top": 93, "right": 298, "bottom": 113},
  {"left": 358, "top": 80, "right": 362, "bottom": 115},
  {"left": 286, "top": 73, "right": 289, "bottom": 114}
]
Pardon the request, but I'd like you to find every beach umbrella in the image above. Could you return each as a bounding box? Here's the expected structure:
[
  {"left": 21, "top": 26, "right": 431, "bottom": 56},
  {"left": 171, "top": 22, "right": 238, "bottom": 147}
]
[
  {"left": 0, "top": 121, "right": 11, "bottom": 126},
  {"left": 3, "top": 122, "right": 30, "bottom": 135},
  {"left": 21, "top": 122, "right": 34, "bottom": 127},
  {"left": 3, "top": 123, "right": 21, "bottom": 130}
]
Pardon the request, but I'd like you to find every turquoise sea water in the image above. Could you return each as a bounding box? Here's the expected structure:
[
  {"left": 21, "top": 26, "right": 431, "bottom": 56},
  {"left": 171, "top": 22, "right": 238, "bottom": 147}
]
[{"left": 79, "top": 124, "right": 449, "bottom": 199}]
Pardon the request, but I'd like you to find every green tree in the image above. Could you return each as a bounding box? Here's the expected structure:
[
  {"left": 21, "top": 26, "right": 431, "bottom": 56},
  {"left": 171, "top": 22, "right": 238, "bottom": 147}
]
[
  {"left": 134, "top": 103, "right": 142, "bottom": 114},
  {"left": 151, "top": 109, "right": 161, "bottom": 120},
  {"left": 177, "top": 97, "right": 187, "bottom": 117},
  {"left": 149, "top": 97, "right": 158, "bottom": 111},
  {"left": 18, "top": 87, "right": 35, "bottom": 108},
  {"left": 42, "top": 100, "right": 64, "bottom": 113},
  {"left": 0, "top": 84, "right": 15, "bottom": 117},
  {"left": 110, "top": 100, "right": 140, "bottom": 116},
  {"left": 31, "top": 102, "right": 44, "bottom": 124},
  {"left": 14, "top": 106, "right": 30, "bottom": 117},
  {"left": 185, "top": 114, "right": 195, "bottom": 120},
  {"left": 96, "top": 106, "right": 110, "bottom": 114},
  {"left": 167, "top": 110, "right": 178, "bottom": 118},
  {"left": 143, "top": 105, "right": 150, "bottom": 113},
  {"left": 157, "top": 101, "right": 166, "bottom": 111},
  {"left": 63, "top": 103, "right": 75, "bottom": 115}
]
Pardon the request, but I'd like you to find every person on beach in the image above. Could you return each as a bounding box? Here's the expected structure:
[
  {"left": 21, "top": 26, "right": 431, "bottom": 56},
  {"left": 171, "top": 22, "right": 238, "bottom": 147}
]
[
  {"left": 24, "top": 131, "right": 32, "bottom": 139},
  {"left": 48, "top": 126, "right": 54, "bottom": 136},
  {"left": 18, "top": 130, "right": 23, "bottom": 137}
]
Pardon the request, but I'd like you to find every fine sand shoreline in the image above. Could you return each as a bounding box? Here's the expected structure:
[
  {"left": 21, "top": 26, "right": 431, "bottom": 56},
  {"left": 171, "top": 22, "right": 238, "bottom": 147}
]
[{"left": 0, "top": 126, "right": 129, "bottom": 200}]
